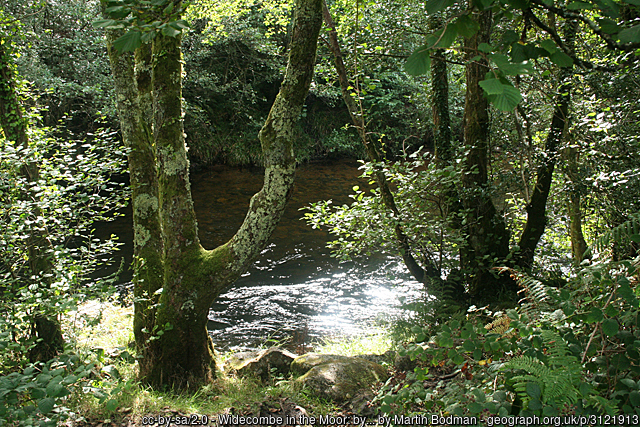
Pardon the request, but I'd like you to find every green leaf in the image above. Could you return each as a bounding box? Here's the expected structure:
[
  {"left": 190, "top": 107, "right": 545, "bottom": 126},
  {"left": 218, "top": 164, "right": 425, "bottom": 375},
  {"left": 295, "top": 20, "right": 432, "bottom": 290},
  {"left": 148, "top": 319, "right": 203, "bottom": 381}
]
[
  {"left": 618, "top": 24, "right": 640, "bottom": 43},
  {"left": 32, "top": 388, "right": 46, "bottom": 399},
  {"left": 540, "top": 39, "right": 558, "bottom": 53},
  {"left": 468, "top": 402, "right": 483, "bottom": 413},
  {"left": 478, "top": 42, "right": 493, "bottom": 53},
  {"left": 493, "top": 390, "right": 507, "bottom": 402},
  {"left": 550, "top": 51, "right": 574, "bottom": 67},
  {"left": 529, "top": 397, "right": 543, "bottom": 411},
  {"left": 586, "top": 307, "right": 604, "bottom": 323},
  {"left": 620, "top": 378, "right": 637, "bottom": 389},
  {"left": 141, "top": 31, "right": 156, "bottom": 43},
  {"left": 405, "top": 45, "right": 431, "bottom": 76},
  {"left": 602, "top": 318, "right": 619, "bottom": 337},
  {"left": 472, "top": 388, "right": 486, "bottom": 403},
  {"left": 630, "top": 234, "right": 640, "bottom": 243},
  {"left": 473, "top": 348, "right": 483, "bottom": 360},
  {"left": 526, "top": 382, "right": 542, "bottom": 399},
  {"left": 161, "top": 25, "right": 181, "bottom": 37},
  {"left": 479, "top": 79, "right": 523, "bottom": 111},
  {"left": 92, "top": 19, "right": 117, "bottom": 29},
  {"left": 479, "top": 78, "right": 504, "bottom": 95},
  {"left": 630, "top": 391, "right": 640, "bottom": 407},
  {"left": 106, "top": 398, "right": 118, "bottom": 412},
  {"left": 463, "top": 339, "right": 476, "bottom": 351},
  {"left": 425, "top": 0, "right": 456, "bottom": 14},
  {"left": 598, "top": 18, "right": 620, "bottom": 34},
  {"left": 624, "top": 0, "right": 640, "bottom": 5},
  {"left": 432, "top": 25, "right": 458, "bottom": 49},
  {"left": 38, "top": 397, "right": 55, "bottom": 414},
  {"left": 113, "top": 30, "right": 142, "bottom": 53},
  {"left": 595, "top": 0, "right": 620, "bottom": 17},
  {"left": 490, "top": 53, "right": 533, "bottom": 75},
  {"left": 46, "top": 382, "right": 63, "bottom": 398},
  {"left": 455, "top": 15, "right": 480, "bottom": 38}
]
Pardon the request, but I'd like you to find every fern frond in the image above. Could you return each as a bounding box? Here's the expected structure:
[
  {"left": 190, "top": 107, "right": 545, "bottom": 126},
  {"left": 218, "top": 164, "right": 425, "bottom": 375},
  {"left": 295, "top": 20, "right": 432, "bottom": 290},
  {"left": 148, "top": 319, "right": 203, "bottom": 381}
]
[
  {"left": 586, "top": 213, "right": 640, "bottom": 257},
  {"left": 502, "top": 331, "right": 582, "bottom": 405},
  {"left": 485, "top": 315, "right": 511, "bottom": 335}
]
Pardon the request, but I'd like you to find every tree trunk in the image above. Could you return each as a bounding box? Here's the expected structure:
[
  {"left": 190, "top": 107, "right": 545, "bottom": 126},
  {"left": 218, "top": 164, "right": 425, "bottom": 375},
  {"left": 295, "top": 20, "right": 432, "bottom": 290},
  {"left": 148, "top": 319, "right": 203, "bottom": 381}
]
[
  {"left": 516, "top": 19, "right": 577, "bottom": 269},
  {"left": 105, "top": 0, "right": 322, "bottom": 389},
  {"left": 431, "top": 48, "right": 452, "bottom": 165},
  {"left": 566, "top": 145, "right": 587, "bottom": 264},
  {"left": 322, "top": 0, "right": 441, "bottom": 288},
  {"left": 103, "top": 26, "right": 165, "bottom": 355},
  {"left": 0, "top": 32, "right": 63, "bottom": 361},
  {"left": 461, "top": 9, "right": 512, "bottom": 298}
]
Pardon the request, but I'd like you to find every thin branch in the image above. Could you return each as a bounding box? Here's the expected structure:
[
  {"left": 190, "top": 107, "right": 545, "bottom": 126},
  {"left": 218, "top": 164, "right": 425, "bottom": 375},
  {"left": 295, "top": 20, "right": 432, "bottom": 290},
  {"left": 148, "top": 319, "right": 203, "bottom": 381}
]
[{"left": 525, "top": 9, "right": 619, "bottom": 72}]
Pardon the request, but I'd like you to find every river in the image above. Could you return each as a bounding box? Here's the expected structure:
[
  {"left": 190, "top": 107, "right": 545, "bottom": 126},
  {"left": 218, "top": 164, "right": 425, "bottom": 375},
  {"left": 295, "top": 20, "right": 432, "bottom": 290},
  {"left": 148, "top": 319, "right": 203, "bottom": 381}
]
[{"left": 101, "top": 159, "right": 424, "bottom": 351}]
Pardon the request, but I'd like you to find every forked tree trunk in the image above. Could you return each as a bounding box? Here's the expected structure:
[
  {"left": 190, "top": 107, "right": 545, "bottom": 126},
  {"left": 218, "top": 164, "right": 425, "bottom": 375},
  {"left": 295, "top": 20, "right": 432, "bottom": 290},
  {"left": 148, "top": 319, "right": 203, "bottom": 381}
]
[
  {"left": 106, "top": 0, "right": 322, "bottom": 389},
  {"left": 461, "top": 9, "right": 512, "bottom": 298},
  {"left": 516, "top": 19, "right": 577, "bottom": 269}
]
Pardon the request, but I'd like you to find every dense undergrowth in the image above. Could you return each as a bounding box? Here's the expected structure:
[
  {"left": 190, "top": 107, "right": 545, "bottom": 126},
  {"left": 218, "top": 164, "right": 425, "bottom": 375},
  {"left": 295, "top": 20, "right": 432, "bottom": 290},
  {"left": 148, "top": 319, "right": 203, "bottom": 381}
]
[{"left": 376, "top": 254, "right": 640, "bottom": 424}]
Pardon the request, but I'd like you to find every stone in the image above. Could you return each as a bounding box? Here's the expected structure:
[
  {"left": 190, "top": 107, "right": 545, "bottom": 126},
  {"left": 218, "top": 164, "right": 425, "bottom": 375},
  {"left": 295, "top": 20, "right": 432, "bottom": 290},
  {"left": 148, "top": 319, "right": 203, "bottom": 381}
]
[
  {"left": 293, "top": 354, "right": 389, "bottom": 402},
  {"left": 225, "top": 348, "right": 296, "bottom": 381}
]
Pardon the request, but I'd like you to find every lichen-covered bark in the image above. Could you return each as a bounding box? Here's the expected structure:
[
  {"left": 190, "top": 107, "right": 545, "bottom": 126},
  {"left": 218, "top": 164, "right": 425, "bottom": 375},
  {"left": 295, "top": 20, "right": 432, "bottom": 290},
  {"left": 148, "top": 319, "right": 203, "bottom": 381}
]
[
  {"left": 110, "top": 0, "right": 323, "bottom": 389},
  {"left": 103, "top": 21, "right": 165, "bottom": 355},
  {"left": 516, "top": 20, "right": 577, "bottom": 269},
  {"left": 228, "top": 0, "right": 322, "bottom": 275},
  {"left": 0, "top": 34, "right": 63, "bottom": 361},
  {"left": 461, "top": 9, "right": 512, "bottom": 298}
]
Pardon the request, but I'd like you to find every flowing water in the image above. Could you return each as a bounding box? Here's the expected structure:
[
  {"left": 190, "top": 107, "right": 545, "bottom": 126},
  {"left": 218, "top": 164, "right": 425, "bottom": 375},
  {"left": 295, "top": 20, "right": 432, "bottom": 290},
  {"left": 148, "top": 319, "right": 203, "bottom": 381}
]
[{"left": 101, "top": 160, "right": 424, "bottom": 351}]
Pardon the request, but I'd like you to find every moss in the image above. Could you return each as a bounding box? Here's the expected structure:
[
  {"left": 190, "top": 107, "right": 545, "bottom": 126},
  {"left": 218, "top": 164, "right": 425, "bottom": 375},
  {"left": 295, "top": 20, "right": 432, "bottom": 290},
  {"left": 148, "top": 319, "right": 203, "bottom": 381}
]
[{"left": 133, "top": 223, "right": 151, "bottom": 248}]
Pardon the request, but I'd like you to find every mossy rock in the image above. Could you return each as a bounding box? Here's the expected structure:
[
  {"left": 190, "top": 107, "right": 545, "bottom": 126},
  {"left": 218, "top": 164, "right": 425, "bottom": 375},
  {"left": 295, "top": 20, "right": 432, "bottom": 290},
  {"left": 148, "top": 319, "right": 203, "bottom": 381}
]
[
  {"left": 225, "top": 348, "right": 296, "bottom": 381},
  {"left": 290, "top": 353, "right": 353, "bottom": 376},
  {"left": 294, "top": 354, "right": 388, "bottom": 402}
]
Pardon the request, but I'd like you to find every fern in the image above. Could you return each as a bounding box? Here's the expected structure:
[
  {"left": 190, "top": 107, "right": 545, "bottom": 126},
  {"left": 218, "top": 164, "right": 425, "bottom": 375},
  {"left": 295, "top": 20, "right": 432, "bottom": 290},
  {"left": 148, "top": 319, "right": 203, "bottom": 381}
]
[
  {"left": 498, "top": 268, "right": 552, "bottom": 319},
  {"left": 502, "top": 330, "right": 582, "bottom": 407},
  {"left": 585, "top": 212, "right": 640, "bottom": 258}
]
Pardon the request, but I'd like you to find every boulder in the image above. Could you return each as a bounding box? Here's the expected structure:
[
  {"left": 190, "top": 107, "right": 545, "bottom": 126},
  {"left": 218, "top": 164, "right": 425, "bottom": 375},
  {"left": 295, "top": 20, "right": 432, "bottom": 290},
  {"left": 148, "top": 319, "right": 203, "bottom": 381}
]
[
  {"left": 290, "top": 353, "right": 353, "bottom": 376},
  {"left": 225, "top": 348, "right": 296, "bottom": 381},
  {"left": 293, "top": 354, "right": 388, "bottom": 402}
]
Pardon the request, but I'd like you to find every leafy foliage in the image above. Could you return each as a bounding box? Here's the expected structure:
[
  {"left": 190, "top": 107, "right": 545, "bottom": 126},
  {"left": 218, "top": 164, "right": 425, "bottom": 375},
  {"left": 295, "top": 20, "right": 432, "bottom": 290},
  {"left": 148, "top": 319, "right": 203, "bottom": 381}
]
[
  {"left": 0, "top": 88, "right": 129, "bottom": 424},
  {"left": 375, "top": 250, "right": 640, "bottom": 419}
]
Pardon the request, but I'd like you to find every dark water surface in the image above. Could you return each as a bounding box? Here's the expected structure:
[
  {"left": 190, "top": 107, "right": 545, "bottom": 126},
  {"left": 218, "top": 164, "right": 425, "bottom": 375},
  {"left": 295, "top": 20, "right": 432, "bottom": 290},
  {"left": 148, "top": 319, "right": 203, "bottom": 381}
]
[{"left": 102, "top": 160, "right": 423, "bottom": 351}]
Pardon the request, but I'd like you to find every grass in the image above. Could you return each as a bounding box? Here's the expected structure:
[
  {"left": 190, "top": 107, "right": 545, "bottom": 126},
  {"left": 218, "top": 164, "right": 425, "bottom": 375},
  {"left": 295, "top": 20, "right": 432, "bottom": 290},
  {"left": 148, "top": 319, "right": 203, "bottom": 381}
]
[
  {"left": 315, "top": 331, "right": 393, "bottom": 357},
  {"left": 62, "top": 301, "right": 390, "bottom": 425}
]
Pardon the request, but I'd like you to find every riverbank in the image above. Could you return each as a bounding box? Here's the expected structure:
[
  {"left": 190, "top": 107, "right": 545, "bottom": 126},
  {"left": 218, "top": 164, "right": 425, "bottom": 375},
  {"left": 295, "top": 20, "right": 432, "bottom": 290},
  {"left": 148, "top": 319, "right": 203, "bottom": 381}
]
[{"left": 63, "top": 301, "right": 397, "bottom": 427}]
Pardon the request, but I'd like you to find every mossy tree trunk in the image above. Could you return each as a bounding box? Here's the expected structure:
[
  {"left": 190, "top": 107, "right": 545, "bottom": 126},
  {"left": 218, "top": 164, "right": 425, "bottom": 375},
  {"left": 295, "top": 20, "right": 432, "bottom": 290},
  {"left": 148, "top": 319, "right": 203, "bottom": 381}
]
[
  {"left": 566, "top": 144, "right": 587, "bottom": 264},
  {"left": 105, "top": 0, "right": 322, "bottom": 389},
  {"left": 461, "top": 9, "right": 513, "bottom": 299},
  {"left": 0, "top": 31, "right": 63, "bottom": 361}
]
